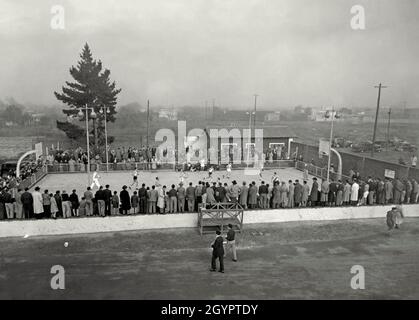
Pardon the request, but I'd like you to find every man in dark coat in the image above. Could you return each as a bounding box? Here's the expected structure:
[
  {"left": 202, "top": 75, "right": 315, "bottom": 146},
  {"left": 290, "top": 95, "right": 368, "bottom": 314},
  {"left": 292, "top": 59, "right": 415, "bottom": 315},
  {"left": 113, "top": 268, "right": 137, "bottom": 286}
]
[
  {"left": 120, "top": 185, "right": 131, "bottom": 215},
  {"left": 21, "top": 187, "right": 33, "bottom": 219},
  {"left": 210, "top": 230, "right": 225, "bottom": 273},
  {"left": 103, "top": 184, "right": 112, "bottom": 216},
  {"left": 138, "top": 183, "right": 147, "bottom": 214},
  {"left": 294, "top": 180, "right": 303, "bottom": 207},
  {"left": 310, "top": 177, "right": 319, "bottom": 207},
  {"left": 69, "top": 189, "right": 80, "bottom": 217},
  {"left": 329, "top": 179, "right": 338, "bottom": 206},
  {"left": 54, "top": 191, "right": 63, "bottom": 218}
]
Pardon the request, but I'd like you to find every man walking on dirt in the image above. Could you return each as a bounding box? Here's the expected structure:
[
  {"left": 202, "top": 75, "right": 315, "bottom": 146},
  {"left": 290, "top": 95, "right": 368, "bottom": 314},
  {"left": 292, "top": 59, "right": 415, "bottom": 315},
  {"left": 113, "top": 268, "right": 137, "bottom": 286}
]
[{"left": 210, "top": 230, "right": 225, "bottom": 273}]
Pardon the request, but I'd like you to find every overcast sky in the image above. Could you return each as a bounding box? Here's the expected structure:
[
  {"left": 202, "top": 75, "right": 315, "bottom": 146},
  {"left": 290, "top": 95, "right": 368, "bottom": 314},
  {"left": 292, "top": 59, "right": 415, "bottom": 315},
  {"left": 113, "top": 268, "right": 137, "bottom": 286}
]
[{"left": 1, "top": 0, "right": 418, "bottom": 109}]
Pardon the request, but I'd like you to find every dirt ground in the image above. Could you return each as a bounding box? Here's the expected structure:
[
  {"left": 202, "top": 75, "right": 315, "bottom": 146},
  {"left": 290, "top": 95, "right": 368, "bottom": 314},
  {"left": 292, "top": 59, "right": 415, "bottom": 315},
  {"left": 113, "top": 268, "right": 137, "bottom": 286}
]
[{"left": 1, "top": 217, "right": 419, "bottom": 300}]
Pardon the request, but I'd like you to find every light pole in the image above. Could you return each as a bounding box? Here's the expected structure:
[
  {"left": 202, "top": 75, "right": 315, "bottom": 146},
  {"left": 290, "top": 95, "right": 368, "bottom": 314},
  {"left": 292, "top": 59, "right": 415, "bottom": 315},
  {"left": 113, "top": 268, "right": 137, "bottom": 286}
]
[
  {"left": 324, "top": 108, "right": 339, "bottom": 182},
  {"left": 99, "top": 106, "right": 111, "bottom": 172},
  {"left": 253, "top": 94, "right": 258, "bottom": 136},
  {"left": 246, "top": 111, "right": 255, "bottom": 165},
  {"left": 77, "top": 105, "right": 97, "bottom": 186}
]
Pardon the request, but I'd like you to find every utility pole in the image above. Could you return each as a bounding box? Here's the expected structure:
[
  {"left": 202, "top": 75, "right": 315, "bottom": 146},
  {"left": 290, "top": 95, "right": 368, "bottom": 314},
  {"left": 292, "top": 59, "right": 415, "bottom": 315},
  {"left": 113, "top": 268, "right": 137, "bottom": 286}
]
[
  {"left": 386, "top": 108, "right": 391, "bottom": 152},
  {"left": 205, "top": 100, "right": 208, "bottom": 123},
  {"left": 146, "top": 99, "right": 150, "bottom": 149},
  {"left": 371, "top": 83, "right": 387, "bottom": 157},
  {"left": 212, "top": 98, "right": 215, "bottom": 121},
  {"left": 253, "top": 94, "right": 258, "bottom": 139}
]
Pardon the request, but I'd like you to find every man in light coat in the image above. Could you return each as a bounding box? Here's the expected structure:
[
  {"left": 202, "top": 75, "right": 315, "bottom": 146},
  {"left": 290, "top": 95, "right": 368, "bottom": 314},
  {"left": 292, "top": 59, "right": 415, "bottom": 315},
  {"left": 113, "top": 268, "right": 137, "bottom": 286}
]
[{"left": 32, "top": 186, "right": 44, "bottom": 219}]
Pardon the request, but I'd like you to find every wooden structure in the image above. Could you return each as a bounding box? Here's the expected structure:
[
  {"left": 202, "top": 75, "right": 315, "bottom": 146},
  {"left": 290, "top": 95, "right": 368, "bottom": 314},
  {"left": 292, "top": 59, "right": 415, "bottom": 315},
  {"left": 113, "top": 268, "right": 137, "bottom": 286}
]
[{"left": 198, "top": 202, "right": 244, "bottom": 235}]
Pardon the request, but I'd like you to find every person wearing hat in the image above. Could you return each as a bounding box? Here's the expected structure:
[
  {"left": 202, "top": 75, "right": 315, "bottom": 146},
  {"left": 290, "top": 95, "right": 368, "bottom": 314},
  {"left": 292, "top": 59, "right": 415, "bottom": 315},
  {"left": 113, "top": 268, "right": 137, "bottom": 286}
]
[
  {"left": 310, "top": 177, "right": 319, "bottom": 207},
  {"left": 120, "top": 185, "right": 131, "bottom": 215},
  {"left": 226, "top": 224, "right": 237, "bottom": 262},
  {"left": 177, "top": 182, "right": 186, "bottom": 212},
  {"left": 210, "top": 230, "right": 225, "bottom": 273}
]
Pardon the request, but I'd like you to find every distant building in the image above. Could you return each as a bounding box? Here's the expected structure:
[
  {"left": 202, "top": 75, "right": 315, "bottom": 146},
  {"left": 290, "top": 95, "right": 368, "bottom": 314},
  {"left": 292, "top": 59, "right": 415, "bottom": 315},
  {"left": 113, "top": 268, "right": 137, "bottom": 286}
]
[
  {"left": 264, "top": 112, "right": 280, "bottom": 122},
  {"left": 158, "top": 108, "right": 178, "bottom": 120},
  {"left": 311, "top": 109, "right": 342, "bottom": 122}
]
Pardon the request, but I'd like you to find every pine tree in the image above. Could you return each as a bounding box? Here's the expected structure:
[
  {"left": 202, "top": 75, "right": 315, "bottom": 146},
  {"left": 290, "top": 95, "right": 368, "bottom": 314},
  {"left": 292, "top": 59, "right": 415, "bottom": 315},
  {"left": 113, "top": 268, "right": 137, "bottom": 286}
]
[{"left": 54, "top": 43, "right": 121, "bottom": 154}]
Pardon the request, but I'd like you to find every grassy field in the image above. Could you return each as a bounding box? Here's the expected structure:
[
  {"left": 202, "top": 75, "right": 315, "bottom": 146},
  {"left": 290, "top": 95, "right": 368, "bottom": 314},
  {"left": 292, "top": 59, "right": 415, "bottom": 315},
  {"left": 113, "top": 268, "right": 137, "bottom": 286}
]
[{"left": 1, "top": 218, "right": 419, "bottom": 299}]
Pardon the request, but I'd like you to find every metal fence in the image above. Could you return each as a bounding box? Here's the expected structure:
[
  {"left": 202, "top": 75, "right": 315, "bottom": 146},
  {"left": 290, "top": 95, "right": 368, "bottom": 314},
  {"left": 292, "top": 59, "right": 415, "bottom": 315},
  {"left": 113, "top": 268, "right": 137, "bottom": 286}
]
[{"left": 295, "top": 160, "right": 354, "bottom": 182}]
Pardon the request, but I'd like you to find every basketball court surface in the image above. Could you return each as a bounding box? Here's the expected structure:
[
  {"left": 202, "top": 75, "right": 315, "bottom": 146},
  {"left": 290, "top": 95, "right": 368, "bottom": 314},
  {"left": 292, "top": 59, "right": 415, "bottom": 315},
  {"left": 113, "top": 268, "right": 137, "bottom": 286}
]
[{"left": 33, "top": 167, "right": 315, "bottom": 192}]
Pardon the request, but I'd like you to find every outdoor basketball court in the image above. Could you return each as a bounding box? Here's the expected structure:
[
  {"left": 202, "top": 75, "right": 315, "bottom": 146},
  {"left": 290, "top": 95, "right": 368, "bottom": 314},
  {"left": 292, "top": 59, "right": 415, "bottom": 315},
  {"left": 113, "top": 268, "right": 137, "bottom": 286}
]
[
  {"left": 33, "top": 167, "right": 315, "bottom": 192},
  {"left": 1, "top": 218, "right": 419, "bottom": 299}
]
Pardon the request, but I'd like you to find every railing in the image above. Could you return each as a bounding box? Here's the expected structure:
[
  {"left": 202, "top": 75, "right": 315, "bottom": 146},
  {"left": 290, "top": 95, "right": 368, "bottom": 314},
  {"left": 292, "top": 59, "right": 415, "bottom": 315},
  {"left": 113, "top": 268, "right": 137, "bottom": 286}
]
[
  {"left": 295, "top": 160, "right": 354, "bottom": 182},
  {"left": 19, "top": 166, "right": 48, "bottom": 189}
]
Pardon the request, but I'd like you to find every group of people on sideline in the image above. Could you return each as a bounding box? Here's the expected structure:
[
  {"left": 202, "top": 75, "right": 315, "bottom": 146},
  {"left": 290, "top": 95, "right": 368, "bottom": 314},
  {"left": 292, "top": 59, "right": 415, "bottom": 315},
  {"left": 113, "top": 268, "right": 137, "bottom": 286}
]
[{"left": 0, "top": 171, "right": 418, "bottom": 220}]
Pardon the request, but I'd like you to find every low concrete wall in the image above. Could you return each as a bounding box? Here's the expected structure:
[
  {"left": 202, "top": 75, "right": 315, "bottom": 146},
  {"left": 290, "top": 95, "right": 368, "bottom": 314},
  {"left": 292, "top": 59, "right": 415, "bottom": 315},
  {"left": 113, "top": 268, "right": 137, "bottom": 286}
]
[{"left": 1, "top": 205, "right": 418, "bottom": 238}]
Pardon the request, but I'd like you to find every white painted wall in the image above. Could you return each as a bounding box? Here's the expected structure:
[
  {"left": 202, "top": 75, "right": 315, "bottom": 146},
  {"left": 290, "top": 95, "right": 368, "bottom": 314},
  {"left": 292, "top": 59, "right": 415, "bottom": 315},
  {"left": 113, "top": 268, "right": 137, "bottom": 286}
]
[{"left": 1, "top": 205, "right": 418, "bottom": 238}]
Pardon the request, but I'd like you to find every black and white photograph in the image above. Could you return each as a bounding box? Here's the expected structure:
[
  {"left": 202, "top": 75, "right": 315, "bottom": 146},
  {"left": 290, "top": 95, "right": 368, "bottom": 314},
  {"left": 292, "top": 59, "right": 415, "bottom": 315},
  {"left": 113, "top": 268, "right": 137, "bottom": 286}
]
[{"left": 0, "top": 0, "right": 419, "bottom": 309}]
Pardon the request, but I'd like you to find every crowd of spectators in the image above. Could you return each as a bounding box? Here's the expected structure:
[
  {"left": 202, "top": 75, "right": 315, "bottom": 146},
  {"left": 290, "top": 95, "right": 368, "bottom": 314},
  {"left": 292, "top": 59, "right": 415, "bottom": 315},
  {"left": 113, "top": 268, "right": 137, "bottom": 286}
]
[{"left": 0, "top": 170, "right": 418, "bottom": 220}]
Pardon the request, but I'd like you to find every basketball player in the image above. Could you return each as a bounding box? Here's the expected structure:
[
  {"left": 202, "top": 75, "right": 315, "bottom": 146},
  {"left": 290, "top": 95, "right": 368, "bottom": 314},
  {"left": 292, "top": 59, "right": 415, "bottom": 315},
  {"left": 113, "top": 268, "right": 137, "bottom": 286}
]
[
  {"left": 155, "top": 176, "right": 161, "bottom": 187},
  {"left": 208, "top": 166, "right": 214, "bottom": 178},
  {"left": 200, "top": 158, "right": 206, "bottom": 171},
  {"left": 225, "top": 163, "right": 232, "bottom": 179},
  {"left": 179, "top": 169, "right": 187, "bottom": 184},
  {"left": 271, "top": 172, "right": 279, "bottom": 184},
  {"left": 90, "top": 170, "right": 101, "bottom": 189},
  {"left": 129, "top": 168, "right": 139, "bottom": 190}
]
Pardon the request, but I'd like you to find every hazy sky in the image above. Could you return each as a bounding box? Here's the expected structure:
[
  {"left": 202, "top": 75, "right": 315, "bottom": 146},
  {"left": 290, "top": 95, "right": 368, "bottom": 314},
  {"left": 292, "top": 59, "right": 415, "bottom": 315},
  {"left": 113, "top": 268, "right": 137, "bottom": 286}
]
[{"left": 1, "top": 0, "right": 418, "bottom": 109}]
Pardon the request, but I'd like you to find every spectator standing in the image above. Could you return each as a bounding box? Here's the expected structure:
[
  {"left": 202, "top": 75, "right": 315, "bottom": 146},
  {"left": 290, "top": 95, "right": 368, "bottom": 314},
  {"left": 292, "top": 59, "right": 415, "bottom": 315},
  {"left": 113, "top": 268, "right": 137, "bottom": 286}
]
[
  {"left": 302, "top": 180, "right": 310, "bottom": 207},
  {"left": 384, "top": 178, "right": 393, "bottom": 204},
  {"left": 42, "top": 190, "right": 51, "bottom": 218},
  {"left": 351, "top": 179, "right": 359, "bottom": 206},
  {"left": 138, "top": 184, "right": 147, "bottom": 214},
  {"left": 61, "top": 191, "right": 72, "bottom": 218},
  {"left": 239, "top": 181, "right": 249, "bottom": 209},
  {"left": 248, "top": 182, "right": 258, "bottom": 209},
  {"left": 131, "top": 191, "right": 139, "bottom": 214},
  {"left": 177, "top": 183, "right": 186, "bottom": 212},
  {"left": 310, "top": 177, "right": 319, "bottom": 207},
  {"left": 4, "top": 189, "right": 13, "bottom": 219},
  {"left": 50, "top": 193, "right": 59, "bottom": 219},
  {"left": 148, "top": 185, "right": 158, "bottom": 213},
  {"left": 69, "top": 190, "right": 79, "bottom": 216},
  {"left": 157, "top": 185, "right": 166, "bottom": 214},
  {"left": 186, "top": 182, "right": 196, "bottom": 212},
  {"left": 272, "top": 181, "right": 281, "bottom": 208},
  {"left": 111, "top": 192, "right": 119, "bottom": 215},
  {"left": 320, "top": 179, "right": 329, "bottom": 207},
  {"left": 259, "top": 181, "right": 269, "bottom": 209},
  {"left": 95, "top": 186, "right": 106, "bottom": 217},
  {"left": 287, "top": 180, "right": 295, "bottom": 208},
  {"left": 104, "top": 185, "right": 112, "bottom": 216},
  {"left": 84, "top": 187, "right": 94, "bottom": 216},
  {"left": 14, "top": 189, "right": 23, "bottom": 219},
  {"left": 54, "top": 191, "right": 63, "bottom": 218},
  {"left": 294, "top": 180, "right": 303, "bottom": 207},
  {"left": 21, "top": 188, "right": 33, "bottom": 219},
  {"left": 120, "top": 185, "right": 131, "bottom": 215},
  {"left": 167, "top": 185, "right": 177, "bottom": 213},
  {"left": 32, "top": 186, "right": 44, "bottom": 219}
]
